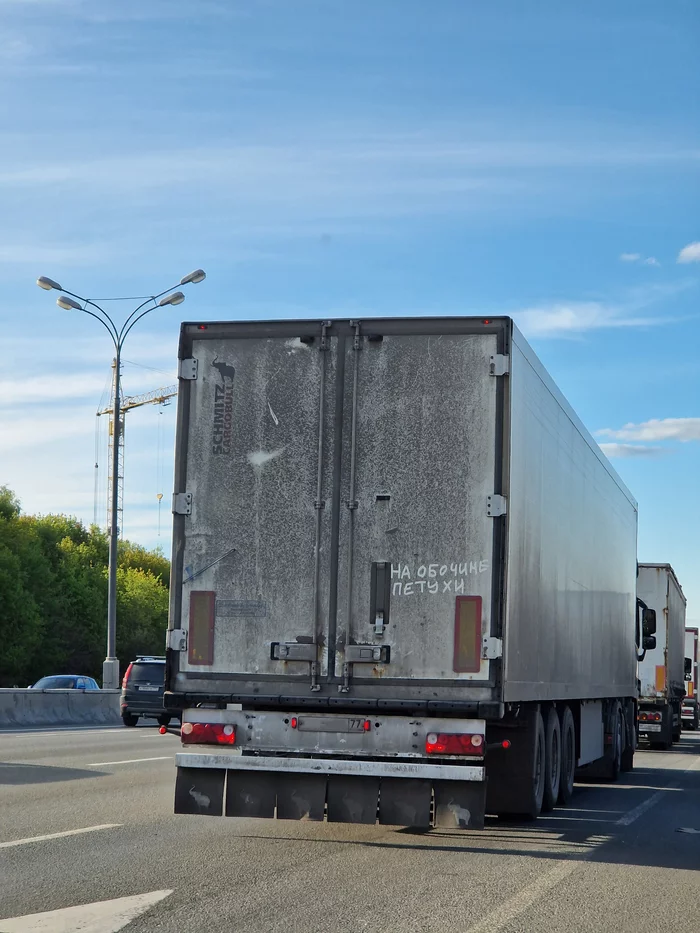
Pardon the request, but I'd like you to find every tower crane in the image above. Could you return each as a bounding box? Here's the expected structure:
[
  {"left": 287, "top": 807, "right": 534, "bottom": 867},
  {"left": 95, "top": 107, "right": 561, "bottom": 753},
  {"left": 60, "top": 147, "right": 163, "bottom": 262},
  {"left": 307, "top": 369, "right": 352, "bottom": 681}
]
[{"left": 97, "top": 358, "right": 177, "bottom": 537}]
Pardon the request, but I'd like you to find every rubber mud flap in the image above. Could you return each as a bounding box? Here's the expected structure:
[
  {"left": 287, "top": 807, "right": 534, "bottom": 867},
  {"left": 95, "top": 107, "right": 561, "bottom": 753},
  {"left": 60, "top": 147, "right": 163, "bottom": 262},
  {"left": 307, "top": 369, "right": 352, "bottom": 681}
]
[
  {"left": 276, "top": 774, "right": 326, "bottom": 821},
  {"left": 485, "top": 707, "right": 539, "bottom": 816},
  {"left": 434, "top": 780, "right": 486, "bottom": 829},
  {"left": 327, "top": 775, "right": 379, "bottom": 824},
  {"left": 225, "top": 770, "right": 276, "bottom": 819},
  {"left": 175, "top": 767, "right": 224, "bottom": 816},
  {"left": 378, "top": 778, "right": 431, "bottom": 827}
]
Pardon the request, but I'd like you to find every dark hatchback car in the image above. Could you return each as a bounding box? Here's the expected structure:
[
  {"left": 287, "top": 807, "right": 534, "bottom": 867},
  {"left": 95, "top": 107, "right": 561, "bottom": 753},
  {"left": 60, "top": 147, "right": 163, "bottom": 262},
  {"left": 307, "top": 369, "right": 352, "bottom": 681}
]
[{"left": 120, "top": 656, "right": 178, "bottom": 727}]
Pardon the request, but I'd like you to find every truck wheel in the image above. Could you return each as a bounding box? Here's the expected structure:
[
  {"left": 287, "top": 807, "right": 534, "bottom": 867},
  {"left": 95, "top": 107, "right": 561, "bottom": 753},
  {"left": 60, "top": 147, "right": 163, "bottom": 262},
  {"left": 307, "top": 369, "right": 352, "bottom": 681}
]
[
  {"left": 542, "top": 708, "right": 561, "bottom": 812},
  {"left": 558, "top": 706, "right": 576, "bottom": 804},
  {"left": 602, "top": 703, "right": 622, "bottom": 782},
  {"left": 513, "top": 710, "right": 545, "bottom": 820},
  {"left": 122, "top": 712, "right": 138, "bottom": 728},
  {"left": 157, "top": 715, "right": 171, "bottom": 728}
]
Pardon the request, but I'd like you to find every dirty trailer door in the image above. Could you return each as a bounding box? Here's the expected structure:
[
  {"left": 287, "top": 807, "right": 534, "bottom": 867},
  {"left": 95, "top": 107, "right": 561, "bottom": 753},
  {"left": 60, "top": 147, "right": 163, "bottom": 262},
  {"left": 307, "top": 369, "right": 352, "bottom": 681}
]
[
  {"left": 175, "top": 324, "right": 337, "bottom": 693},
  {"left": 334, "top": 321, "right": 501, "bottom": 699},
  {"left": 173, "top": 320, "right": 503, "bottom": 701}
]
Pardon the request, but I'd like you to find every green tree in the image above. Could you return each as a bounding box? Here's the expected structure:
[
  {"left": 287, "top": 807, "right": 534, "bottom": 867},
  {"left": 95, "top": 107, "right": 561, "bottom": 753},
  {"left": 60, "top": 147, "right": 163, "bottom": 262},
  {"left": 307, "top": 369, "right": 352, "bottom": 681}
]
[
  {"left": 0, "top": 487, "right": 170, "bottom": 686},
  {"left": 116, "top": 567, "right": 170, "bottom": 666}
]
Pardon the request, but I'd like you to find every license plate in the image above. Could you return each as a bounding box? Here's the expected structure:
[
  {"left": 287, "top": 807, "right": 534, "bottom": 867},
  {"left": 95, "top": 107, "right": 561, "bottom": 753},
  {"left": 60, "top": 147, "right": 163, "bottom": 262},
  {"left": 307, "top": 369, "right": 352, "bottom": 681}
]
[
  {"left": 138, "top": 685, "right": 159, "bottom": 692},
  {"left": 297, "top": 717, "right": 368, "bottom": 733},
  {"left": 642, "top": 723, "right": 661, "bottom": 732}
]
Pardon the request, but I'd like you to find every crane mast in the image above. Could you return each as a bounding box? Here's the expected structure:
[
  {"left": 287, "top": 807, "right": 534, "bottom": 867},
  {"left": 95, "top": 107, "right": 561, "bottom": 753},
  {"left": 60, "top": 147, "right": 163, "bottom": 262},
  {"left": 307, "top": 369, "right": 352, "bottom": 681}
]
[{"left": 97, "top": 358, "right": 177, "bottom": 537}]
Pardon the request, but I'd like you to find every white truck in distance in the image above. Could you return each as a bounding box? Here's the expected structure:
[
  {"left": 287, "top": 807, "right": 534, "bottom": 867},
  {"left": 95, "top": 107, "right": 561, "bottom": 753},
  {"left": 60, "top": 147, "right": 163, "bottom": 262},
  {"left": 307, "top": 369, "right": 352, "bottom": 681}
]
[
  {"left": 165, "top": 316, "right": 653, "bottom": 828},
  {"left": 636, "top": 564, "right": 686, "bottom": 749},
  {"left": 682, "top": 628, "right": 698, "bottom": 731}
]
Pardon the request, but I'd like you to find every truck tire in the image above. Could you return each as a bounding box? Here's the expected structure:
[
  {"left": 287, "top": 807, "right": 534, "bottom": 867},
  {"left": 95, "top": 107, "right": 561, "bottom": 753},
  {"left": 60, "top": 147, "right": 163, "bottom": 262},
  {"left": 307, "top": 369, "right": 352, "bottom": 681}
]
[
  {"left": 157, "top": 715, "right": 172, "bottom": 727},
  {"left": 602, "top": 702, "right": 622, "bottom": 782},
  {"left": 542, "top": 708, "right": 561, "bottom": 812},
  {"left": 511, "top": 710, "right": 546, "bottom": 821},
  {"left": 558, "top": 706, "right": 576, "bottom": 804},
  {"left": 122, "top": 712, "right": 138, "bottom": 727},
  {"left": 620, "top": 700, "right": 635, "bottom": 772}
]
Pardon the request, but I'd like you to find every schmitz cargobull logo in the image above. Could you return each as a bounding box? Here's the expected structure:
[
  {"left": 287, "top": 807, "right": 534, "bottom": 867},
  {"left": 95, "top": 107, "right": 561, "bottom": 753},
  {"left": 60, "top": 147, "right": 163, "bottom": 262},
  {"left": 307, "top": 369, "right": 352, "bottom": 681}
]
[{"left": 212, "top": 357, "right": 235, "bottom": 455}]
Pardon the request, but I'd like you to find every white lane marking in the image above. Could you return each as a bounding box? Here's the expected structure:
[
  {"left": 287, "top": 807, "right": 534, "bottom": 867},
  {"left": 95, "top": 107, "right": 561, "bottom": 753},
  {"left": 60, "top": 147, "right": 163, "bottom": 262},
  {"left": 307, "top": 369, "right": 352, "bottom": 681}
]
[
  {"left": 465, "top": 756, "right": 700, "bottom": 933},
  {"left": 615, "top": 787, "right": 673, "bottom": 826},
  {"left": 0, "top": 728, "right": 126, "bottom": 737},
  {"left": 465, "top": 860, "right": 581, "bottom": 933},
  {"left": 0, "top": 825, "right": 121, "bottom": 850},
  {"left": 0, "top": 889, "right": 172, "bottom": 932},
  {"left": 87, "top": 756, "right": 173, "bottom": 766}
]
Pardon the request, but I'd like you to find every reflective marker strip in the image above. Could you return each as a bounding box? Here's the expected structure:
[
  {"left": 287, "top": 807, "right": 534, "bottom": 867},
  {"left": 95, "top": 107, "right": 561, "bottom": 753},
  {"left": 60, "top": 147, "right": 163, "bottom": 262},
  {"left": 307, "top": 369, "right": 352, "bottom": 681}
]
[
  {"left": 453, "top": 596, "right": 482, "bottom": 673},
  {"left": 0, "top": 824, "right": 121, "bottom": 849},
  {"left": 189, "top": 590, "right": 216, "bottom": 665},
  {"left": 655, "top": 665, "right": 666, "bottom": 693}
]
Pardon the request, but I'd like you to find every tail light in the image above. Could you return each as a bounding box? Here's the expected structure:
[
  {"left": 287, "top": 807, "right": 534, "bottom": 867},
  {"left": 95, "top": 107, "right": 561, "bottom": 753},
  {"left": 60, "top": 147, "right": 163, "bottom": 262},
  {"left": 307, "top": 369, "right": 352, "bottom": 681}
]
[
  {"left": 638, "top": 712, "right": 648, "bottom": 722},
  {"left": 651, "top": 712, "right": 662, "bottom": 722},
  {"left": 425, "top": 732, "right": 484, "bottom": 756},
  {"left": 181, "top": 722, "right": 236, "bottom": 746},
  {"left": 121, "top": 662, "right": 133, "bottom": 689}
]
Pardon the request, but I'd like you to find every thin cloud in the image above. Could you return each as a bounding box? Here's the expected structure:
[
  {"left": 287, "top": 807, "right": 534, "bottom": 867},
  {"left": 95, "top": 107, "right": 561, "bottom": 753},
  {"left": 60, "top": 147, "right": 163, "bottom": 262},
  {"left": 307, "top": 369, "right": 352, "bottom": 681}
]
[
  {"left": 598, "top": 418, "right": 700, "bottom": 443},
  {"left": 678, "top": 242, "right": 700, "bottom": 264},
  {"left": 513, "top": 280, "right": 693, "bottom": 338},
  {"left": 599, "top": 443, "right": 665, "bottom": 459},
  {"left": 619, "top": 252, "right": 660, "bottom": 267},
  {"left": 513, "top": 301, "right": 664, "bottom": 338}
]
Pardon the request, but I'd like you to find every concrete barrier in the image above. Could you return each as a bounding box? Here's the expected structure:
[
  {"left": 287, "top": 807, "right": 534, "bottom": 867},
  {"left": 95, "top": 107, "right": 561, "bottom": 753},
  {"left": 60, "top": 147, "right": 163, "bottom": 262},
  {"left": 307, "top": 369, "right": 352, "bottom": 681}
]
[{"left": 0, "top": 689, "right": 121, "bottom": 728}]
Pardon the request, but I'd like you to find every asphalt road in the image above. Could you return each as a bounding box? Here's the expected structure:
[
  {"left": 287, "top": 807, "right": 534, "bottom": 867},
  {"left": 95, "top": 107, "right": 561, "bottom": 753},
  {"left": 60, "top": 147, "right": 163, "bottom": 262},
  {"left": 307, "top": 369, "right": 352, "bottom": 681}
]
[{"left": 1, "top": 724, "right": 698, "bottom": 932}]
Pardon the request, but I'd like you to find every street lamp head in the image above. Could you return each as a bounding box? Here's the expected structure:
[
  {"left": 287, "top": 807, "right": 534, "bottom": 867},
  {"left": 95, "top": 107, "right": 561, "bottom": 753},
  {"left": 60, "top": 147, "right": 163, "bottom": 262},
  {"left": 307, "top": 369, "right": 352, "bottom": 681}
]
[
  {"left": 37, "top": 276, "right": 62, "bottom": 291},
  {"left": 180, "top": 269, "right": 206, "bottom": 285},
  {"left": 159, "top": 291, "right": 185, "bottom": 307},
  {"left": 57, "top": 295, "right": 83, "bottom": 311}
]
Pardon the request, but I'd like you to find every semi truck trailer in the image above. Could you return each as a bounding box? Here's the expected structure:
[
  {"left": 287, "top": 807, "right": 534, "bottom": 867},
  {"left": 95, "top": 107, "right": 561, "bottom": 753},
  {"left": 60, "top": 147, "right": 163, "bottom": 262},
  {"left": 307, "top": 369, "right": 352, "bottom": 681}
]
[
  {"left": 165, "top": 316, "right": 651, "bottom": 829},
  {"left": 682, "top": 628, "right": 698, "bottom": 731},
  {"left": 637, "top": 564, "right": 686, "bottom": 749}
]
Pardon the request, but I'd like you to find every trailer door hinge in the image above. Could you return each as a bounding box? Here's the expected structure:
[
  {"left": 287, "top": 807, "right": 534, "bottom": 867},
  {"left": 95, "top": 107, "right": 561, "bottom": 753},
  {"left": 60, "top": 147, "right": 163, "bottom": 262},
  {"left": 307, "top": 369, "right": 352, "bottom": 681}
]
[
  {"left": 487, "top": 494, "right": 507, "bottom": 517},
  {"left": 168, "top": 628, "right": 187, "bottom": 651},
  {"left": 179, "top": 358, "right": 198, "bottom": 380},
  {"left": 489, "top": 354, "right": 509, "bottom": 376},
  {"left": 482, "top": 636, "right": 503, "bottom": 660},
  {"left": 172, "top": 492, "right": 193, "bottom": 515}
]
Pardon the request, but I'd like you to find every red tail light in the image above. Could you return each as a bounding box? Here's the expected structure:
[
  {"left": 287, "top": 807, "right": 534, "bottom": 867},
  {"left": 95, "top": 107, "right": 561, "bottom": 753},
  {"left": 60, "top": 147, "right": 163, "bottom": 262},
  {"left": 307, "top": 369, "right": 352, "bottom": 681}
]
[
  {"left": 121, "top": 662, "right": 133, "bottom": 689},
  {"left": 181, "top": 722, "right": 236, "bottom": 745},
  {"left": 425, "top": 732, "right": 484, "bottom": 756},
  {"left": 639, "top": 712, "right": 648, "bottom": 721},
  {"left": 651, "top": 712, "right": 662, "bottom": 722}
]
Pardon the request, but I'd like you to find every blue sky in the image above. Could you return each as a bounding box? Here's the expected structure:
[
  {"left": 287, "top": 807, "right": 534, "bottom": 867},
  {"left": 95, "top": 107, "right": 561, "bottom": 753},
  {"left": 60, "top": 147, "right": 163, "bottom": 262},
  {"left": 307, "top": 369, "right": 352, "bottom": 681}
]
[{"left": 1, "top": 0, "right": 698, "bottom": 621}]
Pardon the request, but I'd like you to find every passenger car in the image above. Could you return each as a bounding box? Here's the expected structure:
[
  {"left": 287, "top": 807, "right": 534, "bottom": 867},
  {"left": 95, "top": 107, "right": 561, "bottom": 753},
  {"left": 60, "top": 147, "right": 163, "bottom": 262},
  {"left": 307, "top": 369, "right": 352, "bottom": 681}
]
[
  {"left": 120, "top": 656, "right": 177, "bottom": 727},
  {"left": 31, "top": 675, "right": 100, "bottom": 690}
]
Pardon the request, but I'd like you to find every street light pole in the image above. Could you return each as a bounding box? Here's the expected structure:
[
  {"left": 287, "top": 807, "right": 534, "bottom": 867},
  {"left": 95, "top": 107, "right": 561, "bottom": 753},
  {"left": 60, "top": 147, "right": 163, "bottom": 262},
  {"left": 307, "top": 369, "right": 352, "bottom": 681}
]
[
  {"left": 37, "top": 271, "right": 205, "bottom": 689},
  {"left": 106, "top": 343, "right": 122, "bottom": 687}
]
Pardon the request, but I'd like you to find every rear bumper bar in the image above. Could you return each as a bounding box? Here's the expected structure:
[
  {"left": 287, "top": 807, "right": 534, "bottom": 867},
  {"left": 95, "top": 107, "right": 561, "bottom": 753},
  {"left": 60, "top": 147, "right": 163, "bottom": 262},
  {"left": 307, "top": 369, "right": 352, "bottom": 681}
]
[{"left": 176, "top": 752, "right": 484, "bottom": 782}]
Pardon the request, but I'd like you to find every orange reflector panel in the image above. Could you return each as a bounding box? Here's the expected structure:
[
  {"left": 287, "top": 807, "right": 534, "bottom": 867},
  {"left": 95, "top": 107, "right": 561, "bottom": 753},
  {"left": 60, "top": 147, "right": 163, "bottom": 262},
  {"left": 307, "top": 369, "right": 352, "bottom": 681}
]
[
  {"left": 655, "top": 665, "right": 666, "bottom": 693},
  {"left": 189, "top": 591, "right": 216, "bottom": 665},
  {"left": 453, "top": 596, "right": 482, "bottom": 673}
]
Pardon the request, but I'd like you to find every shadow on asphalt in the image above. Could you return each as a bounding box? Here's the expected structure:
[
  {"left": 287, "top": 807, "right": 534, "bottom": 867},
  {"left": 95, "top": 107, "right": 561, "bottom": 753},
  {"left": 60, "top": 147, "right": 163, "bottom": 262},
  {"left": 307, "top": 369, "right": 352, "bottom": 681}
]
[
  {"left": 232, "top": 742, "right": 699, "bottom": 872},
  {"left": 0, "top": 763, "right": 107, "bottom": 785}
]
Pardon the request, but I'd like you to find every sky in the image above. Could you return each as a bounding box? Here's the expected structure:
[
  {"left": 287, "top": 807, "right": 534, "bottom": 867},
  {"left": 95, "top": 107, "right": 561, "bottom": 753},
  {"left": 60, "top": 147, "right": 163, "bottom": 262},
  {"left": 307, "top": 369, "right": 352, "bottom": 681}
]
[{"left": 1, "top": 0, "right": 699, "bottom": 623}]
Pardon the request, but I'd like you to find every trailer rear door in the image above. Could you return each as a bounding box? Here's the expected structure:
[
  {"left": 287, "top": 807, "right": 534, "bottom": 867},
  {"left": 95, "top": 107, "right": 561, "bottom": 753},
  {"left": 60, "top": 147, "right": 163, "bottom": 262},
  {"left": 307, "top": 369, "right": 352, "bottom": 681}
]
[{"left": 170, "top": 319, "right": 504, "bottom": 701}]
